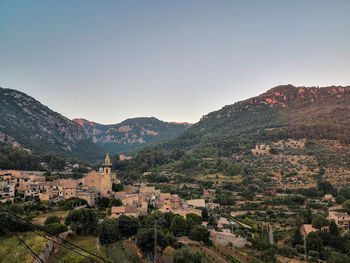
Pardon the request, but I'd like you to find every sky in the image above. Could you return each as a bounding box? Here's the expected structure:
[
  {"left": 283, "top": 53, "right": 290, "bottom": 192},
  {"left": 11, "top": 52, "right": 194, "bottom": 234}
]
[{"left": 1, "top": 0, "right": 350, "bottom": 124}]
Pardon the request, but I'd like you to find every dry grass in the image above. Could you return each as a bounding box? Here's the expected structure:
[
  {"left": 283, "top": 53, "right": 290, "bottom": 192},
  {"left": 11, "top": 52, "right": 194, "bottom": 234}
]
[{"left": 0, "top": 232, "right": 47, "bottom": 263}]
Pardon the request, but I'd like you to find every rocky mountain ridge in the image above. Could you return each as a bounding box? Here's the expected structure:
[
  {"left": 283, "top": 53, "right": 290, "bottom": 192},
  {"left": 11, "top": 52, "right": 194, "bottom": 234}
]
[
  {"left": 0, "top": 87, "right": 103, "bottom": 161},
  {"left": 73, "top": 117, "right": 191, "bottom": 154},
  {"left": 0, "top": 87, "right": 191, "bottom": 160}
]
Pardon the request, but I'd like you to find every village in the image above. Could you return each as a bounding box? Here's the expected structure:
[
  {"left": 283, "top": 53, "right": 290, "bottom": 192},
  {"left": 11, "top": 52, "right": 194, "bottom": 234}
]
[
  {"left": 0, "top": 154, "right": 253, "bottom": 255},
  {"left": 2, "top": 152, "right": 350, "bottom": 262}
]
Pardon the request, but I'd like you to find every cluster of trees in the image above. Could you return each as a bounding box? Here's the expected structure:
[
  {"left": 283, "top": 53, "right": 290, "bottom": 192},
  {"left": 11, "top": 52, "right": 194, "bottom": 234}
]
[
  {"left": 283, "top": 121, "right": 350, "bottom": 145},
  {"left": 214, "top": 192, "right": 235, "bottom": 205},
  {"left": 96, "top": 197, "right": 122, "bottom": 208},
  {"left": 292, "top": 220, "right": 350, "bottom": 260},
  {"left": 0, "top": 198, "right": 55, "bottom": 236},
  {"left": 0, "top": 145, "right": 42, "bottom": 170},
  {"left": 63, "top": 208, "right": 210, "bottom": 259},
  {"left": 0, "top": 145, "right": 73, "bottom": 171},
  {"left": 57, "top": 197, "right": 88, "bottom": 210},
  {"left": 44, "top": 215, "right": 67, "bottom": 236}
]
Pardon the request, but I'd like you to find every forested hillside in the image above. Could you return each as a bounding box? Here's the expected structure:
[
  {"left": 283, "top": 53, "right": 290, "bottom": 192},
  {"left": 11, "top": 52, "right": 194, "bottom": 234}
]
[{"left": 152, "top": 85, "right": 350, "bottom": 156}]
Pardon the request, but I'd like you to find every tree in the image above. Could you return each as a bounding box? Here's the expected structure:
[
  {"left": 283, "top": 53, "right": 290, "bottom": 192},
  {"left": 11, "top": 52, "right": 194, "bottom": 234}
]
[
  {"left": 308, "top": 250, "right": 319, "bottom": 259},
  {"left": 215, "top": 193, "right": 236, "bottom": 205},
  {"left": 8, "top": 203, "right": 24, "bottom": 215},
  {"left": 269, "top": 148, "right": 278, "bottom": 155},
  {"left": 96, "top": 197, "right": 110, "bottom": 208},
  {"left": 135, "top": 228, "right": 168, "bottom": 258},
  {"left": 173, "top": 248, "right": 202, "bottom": 263},
  {"left": 223, "top": 163, "right": 242, "bottom": 176},
  {"left": 306, "top": 232, "right": 324, "bottom": 258},
  {"left": 186, "top": 213, "right": 202, "bottom": 231},
  {"left": 163, "top": 212, "right": 176, "bottom": 229},
  {"left": 58, "top": 197, "right": 88, "bottom": 210},
  {"left": 45, "top": 223, "right": 67, "bottom": 236},
  {"left": 342, "top": 200, "right": 350, "bottom": 213},
  {"left": 171, "top": 148, "right": 185, "bottom": 161},
  {"left": 207, "top": 215, "right": 217, "bottom": 229},
  {"left": 97, "top": 218, "right": 120, "bottom": 245},
  {"left": 291, "top": 228, "right": 303, "bottom": 247},
  {"left": 189, "top": 225, "right": 210, "bottom": 243},
  {"left": 329, "top": 221, "right": 339, "bottom": 236},
  {"left": 170, "top": 216, "right": 187, "bottom": 237},
  {"left": 64, "top": 208, "right": 97, "bottom": 235},
  {"left": 44, "top": 216, "right": 60, "bottom": 225},
  {"left": 317, "top": 180, "right": 335, "bottom": 195},
  {"left": 112, "top": 183, "right": 123, "bottom": 192},
  {"left": 311, "top": 214, "right": 328, "bottom": 230},
  {"left": 294, "top": 216, "right": 304, "bottom": 227},
  {"left": 328, "top": 251, "right": 350, "bottom": 263},
  {"left": 335, "top": 195, "right": 346, "bottom": 205},
  {"left": 240, "top": 189, "right": 254, "bottom": 201},
  {"left": 109, "top": 198, "right": 123, "bottom": 207},
  {"left": 338, "top": 187, "right": 350, "bottom": 199},
  {"left": 117, "top": 215, "right": 140, "bottom": 238},
  {"left": 201, "top": 208, "right": 209, "bottom": 221},
  {"left": 300, "top": 208, "right": 312, "bottom": 224}
]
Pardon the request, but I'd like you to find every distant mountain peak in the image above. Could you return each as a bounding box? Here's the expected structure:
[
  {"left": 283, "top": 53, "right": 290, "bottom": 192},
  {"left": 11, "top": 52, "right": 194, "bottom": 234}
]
[
  {"left": 72, "top": 118, "right": 96, "bottom": 127},
  {"left": 72, "top": 117, "right": 191, "bottom": 154}
]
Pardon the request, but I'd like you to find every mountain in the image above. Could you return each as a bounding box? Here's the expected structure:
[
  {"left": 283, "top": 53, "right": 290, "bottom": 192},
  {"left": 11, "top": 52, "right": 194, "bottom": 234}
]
[
  {"left": 73, "top": 117, "right": 191, "bottom": 154},
  {"left": 0, "top": 87, "right": 104, "bottom": 161},
  {"left": 155, "top": 85, "right": 350, "bottom": 155}
]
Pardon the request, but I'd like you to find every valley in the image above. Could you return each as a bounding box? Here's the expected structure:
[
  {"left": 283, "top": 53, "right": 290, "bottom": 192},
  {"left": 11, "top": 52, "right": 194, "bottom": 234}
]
[{"left": 2, "top": 86, "right": 350, "bottom": 263}]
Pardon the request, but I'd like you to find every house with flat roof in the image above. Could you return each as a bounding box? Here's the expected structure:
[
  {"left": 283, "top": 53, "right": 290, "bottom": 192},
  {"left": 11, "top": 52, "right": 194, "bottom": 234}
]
[
  {"left": 186, "top": 199, "right": 205, "bottom": 208},
  {"left": 328, "top": 211, "right": 350, "bottom": 230}
]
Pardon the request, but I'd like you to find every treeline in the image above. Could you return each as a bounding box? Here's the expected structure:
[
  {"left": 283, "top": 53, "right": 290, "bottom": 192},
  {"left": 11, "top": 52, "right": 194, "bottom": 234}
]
[
  {"left": 0, "top": 145, "right": 66, "bottom": 171},
  {"left": 280, "top": 121, "right": 350, "bottom": 144},
  {"left": 63, "top": 208, "right": 210, "bottom": 261}
]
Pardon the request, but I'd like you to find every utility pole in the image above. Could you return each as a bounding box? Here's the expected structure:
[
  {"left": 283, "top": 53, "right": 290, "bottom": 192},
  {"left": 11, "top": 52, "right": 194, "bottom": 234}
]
[{"left": 154, "top": 219, "right": 157, "bottom": 263}]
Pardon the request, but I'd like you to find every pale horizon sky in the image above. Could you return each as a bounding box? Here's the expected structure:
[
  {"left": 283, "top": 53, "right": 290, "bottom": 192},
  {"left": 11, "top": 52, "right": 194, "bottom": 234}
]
[{"left": 1, "top": 0, "right": 350, "bottom": 124}]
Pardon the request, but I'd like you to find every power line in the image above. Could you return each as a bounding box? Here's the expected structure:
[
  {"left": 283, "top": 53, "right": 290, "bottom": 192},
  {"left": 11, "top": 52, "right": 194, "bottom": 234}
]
[
  {"left": 1, "top": 208, "right": 110, "bottom": 263},
  {"left": 11, "top": 231, "right": 44, "bottom": 263},
  {"left": 3, "top": 211, "right": 100, "bottom": 263},
  {"left": 1, "top": 208, "right": 107, "bottom": 262}
]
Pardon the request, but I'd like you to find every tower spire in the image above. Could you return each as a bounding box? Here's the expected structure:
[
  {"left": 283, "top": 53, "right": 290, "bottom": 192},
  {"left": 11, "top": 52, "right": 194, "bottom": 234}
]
[{"left": 103, "top": 153, "right": 112, "bottom": 174}]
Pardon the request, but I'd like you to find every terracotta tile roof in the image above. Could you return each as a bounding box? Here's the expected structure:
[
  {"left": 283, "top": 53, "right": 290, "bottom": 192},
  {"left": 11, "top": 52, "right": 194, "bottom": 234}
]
[{"left": 111, "top": 206, "right": 125, "bottom": 213}]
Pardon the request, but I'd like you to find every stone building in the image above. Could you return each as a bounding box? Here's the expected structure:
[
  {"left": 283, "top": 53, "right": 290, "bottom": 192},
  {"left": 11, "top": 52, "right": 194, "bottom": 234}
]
[
  {"left": 328, "top": 211, "right": 350, "bottom": 231},
  {"left": 209, "top": 230, "right": 250, "bottom": 248},
  {"left": 79, "top": 153, "right": 119, "bottom": 197}
]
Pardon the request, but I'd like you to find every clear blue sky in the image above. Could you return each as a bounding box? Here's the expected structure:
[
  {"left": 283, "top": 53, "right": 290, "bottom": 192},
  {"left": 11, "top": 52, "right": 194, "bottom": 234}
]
[{"left": 1, "top": 0, "right": 349, "bottom": 124}]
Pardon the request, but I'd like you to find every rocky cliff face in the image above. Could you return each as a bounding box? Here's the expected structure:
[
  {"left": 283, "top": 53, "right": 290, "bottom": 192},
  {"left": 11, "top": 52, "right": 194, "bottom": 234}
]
[
  {"left": 73, "top": 117, "right": 191, "bottom": 154},
  {"left": 0, "top": 88, "right": 103, "bottom": 161}
]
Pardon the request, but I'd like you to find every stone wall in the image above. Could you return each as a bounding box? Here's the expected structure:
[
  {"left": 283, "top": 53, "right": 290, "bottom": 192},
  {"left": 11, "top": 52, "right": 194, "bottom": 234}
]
[{"left": 34, "top": 239, "right": 53, "bottom": 263}]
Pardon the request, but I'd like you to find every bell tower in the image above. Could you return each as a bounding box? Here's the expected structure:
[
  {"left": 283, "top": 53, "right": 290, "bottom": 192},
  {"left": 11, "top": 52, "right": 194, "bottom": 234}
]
[{"left": 103, "top": 153, "right": 112, "bottom": 175}]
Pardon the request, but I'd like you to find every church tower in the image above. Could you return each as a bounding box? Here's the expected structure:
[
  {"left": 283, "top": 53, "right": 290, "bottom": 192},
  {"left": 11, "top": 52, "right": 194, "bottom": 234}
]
[{"left": 103, "top": 153, "right": 112, "bottom": 175}]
